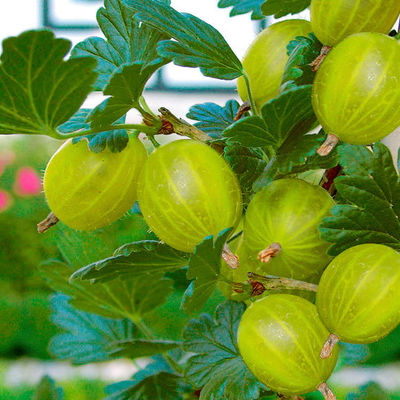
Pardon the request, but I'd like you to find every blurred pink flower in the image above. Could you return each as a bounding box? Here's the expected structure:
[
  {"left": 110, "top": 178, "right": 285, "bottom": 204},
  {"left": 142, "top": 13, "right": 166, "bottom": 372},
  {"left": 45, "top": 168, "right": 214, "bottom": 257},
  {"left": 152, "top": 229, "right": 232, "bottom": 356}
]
[
  {"left": 0, "top": 190, "right": 12, "bottom": 212},
  {"left": 14, "top": 167, "right": 42, "bottom": 196}
]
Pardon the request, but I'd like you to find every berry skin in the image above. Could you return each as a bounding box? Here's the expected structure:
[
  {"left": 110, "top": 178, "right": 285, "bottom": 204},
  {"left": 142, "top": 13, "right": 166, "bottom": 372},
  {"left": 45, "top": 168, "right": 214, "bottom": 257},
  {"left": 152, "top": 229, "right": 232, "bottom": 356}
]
[
  {"left": 137, "top": 140, "right": 242, "bottom": 253},
  {"left": 43, "top": 137, "right": 147, "bottom": 231},
  {"left": 312, "top": 33, "right": 400, "bottom": 146},
  {"left": 317, "top": 244, "right": 400, "bottom": 345},
  {"left": 237, "top": 20, "right": 311, "bottom": 110},
  {"left": 243, "top": 178, "right": 334, "bottom": 280},
  {"left": 238, "top": 294, "right": 338, "bottom": 396},
  {"left": 311, "top": 0, "right": 400, "bottom": 47}
]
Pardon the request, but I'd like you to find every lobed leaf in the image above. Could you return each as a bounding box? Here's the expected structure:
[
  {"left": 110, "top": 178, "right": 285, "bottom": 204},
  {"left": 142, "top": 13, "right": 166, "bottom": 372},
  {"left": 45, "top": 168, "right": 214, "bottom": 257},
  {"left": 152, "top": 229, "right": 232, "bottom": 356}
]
[
  {"left": 104, "top": 357, "right": 185, "bottom": 400},
  {"left": 261, "top": 0, "right": 311, "bottom": 18},
  {"left": 40, "top": 260, "right": 174, "bottom": 320},
  {"left": 224, "top": 116, "right": 272, "bottom": 147},
  {"left": 224, "top": 85, "right": 315, "bottom": 148},
  {"left": 33, "top": 376, "right": 63, "bottom": 400},
  {"left": 187, "top": 100, "right": 240, "bottom": 139},
  {"left": 54, "top": 217, "right": 154, "bottom": 269},
  {"left": 49, "top": 294, "right": 138, "bottom": 364},
  {"left": 0, "top": 30, "right": 97, "bottom": 138},
  {"left": 71, "top": 0, "right": 170, "bottom": 91},
  {"left": 281, "top": 33, "right": 322, "bottom": 91},
  {"left": 70, "top": 240, "right": 190, "bottom": 283},
  {"left": 181, "top": 228, "right": 233, "bottom": 314},
  {"left": 274, "top": 131, "right": 339, "bottom": 174},
  {"left": 217, "top": 0, "right": 265, "bottom": 20},
  {"left": 87, "top": 63, "right": 160, "bottom": 127},
  {"left": 110, "top": 339, "right": 180, "bottom": 358},
  {"left": 59, "top": 108, "right": 129, "bottom": 152},
  {"left": 224, "top": 144, "right": 267, "bottom": 202},
  {"left": 320, "top": 143, "right": 400, "bottom": 255},
  {"left": 125, "top": 0, "right": 243, "bottom": 80},
  {"left": 183, "top": 301, "right": 263, "bottom": 400},
  {"left": 346, "top": 383, "right": 389, "bottom": 400}
]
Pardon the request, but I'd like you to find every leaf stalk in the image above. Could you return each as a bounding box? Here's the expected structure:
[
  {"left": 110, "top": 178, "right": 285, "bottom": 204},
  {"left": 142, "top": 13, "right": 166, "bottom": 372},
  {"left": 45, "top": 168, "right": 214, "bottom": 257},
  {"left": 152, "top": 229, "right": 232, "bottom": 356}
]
[{"left": 242, "top": 71, "right": 259, "bottom": 116}]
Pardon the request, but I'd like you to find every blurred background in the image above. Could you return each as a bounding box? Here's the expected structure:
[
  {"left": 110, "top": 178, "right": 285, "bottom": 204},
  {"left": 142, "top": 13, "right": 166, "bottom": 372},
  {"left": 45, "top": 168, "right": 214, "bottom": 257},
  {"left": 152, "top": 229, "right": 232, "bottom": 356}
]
[{"left": 0, "top": 1, "right": 399, "bottom": 399}]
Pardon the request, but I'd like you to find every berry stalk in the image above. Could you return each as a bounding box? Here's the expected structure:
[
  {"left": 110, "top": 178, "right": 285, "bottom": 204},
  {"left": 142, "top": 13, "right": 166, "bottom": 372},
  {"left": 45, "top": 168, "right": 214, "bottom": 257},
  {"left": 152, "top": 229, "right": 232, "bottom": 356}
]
[
  {"left": 37, "top": 212, "right": 59, "bottom": 233},
  {"left": 320, "top": 333, "right": 340, "bottom": 359},
  {"left": 222, "top": 243, "right": 239, "bottom": 269},
  {"left": 318, "top": 383, "right": 336, "bottom": 400}
]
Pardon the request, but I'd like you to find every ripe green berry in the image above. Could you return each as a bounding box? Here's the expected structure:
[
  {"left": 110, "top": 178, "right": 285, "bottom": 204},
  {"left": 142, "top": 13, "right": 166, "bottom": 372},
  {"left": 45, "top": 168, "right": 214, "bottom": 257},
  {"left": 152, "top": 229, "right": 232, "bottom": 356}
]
[
  {"left": 43, "top": 137, "right": 147, "bottom": 231},
  {"left": 317, "top": 244, "right": 400, "bottom": 357},
  {"left": 243, "top": 178, "right": 334, "bottom": 280},
  {"left": 137, "top": 140, "right": 242, "bottom": 253},
  {"left": 311, "top": 0, "right": 400, "bottom": 46},
  {"left": 237, "top": 19, "right": 311, "bottom": 109},
  {"left": 312, "top": 33, "right": 400, "bottom": 149},
  {"left": 238, "top": 294, "right": 338, "bottom": 397}
]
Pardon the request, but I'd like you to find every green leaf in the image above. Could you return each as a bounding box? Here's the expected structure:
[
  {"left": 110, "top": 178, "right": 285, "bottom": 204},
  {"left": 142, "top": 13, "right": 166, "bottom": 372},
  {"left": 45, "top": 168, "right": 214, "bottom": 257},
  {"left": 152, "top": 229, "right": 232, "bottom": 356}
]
[
  {"left": 181, "top": 228, "right": 233, "bottom": 314},
  {"left": 54, "top": 216, "right": 154, "bottom": 269},
  {"left": 50, "top": 294, "right": 138, "bottom": 364},
  {"left": 71, "top": 0, "right": 170, "bottom": 91},
  {"left": 183, "top": 301, "right": 263, "bottom": 400},
  {"left": 224, "top": 85, "right": 315, "bottom": 148},
  {"left": 33, "top": 376, "right": 63, "bottom": 400},
  {"left": 346, "top": 383, "right": 389, "bottom": 400},
  {"left": 261, "top": 0, "right": 311, "bottom": 18},
  {"left": 281, "top": 34, "right": 322, "bottom": 91},
  {"left": 274, "top": 131, "right": 339, "bottom": 175},
  {"left": 217, "top": 0, "right": 265, "bottom": 20},
  {"left": 57, "top": 109, "right": 91, "bottom": 133},
  {"left": 224, "top": 116, "right": 272, "bottom": 147},
  {"left": 42, "top": 222, "right": 173, "bottom": 320},
  {"left": 260, "top": 85, "right": 315, "bottom": 145},
  {"left": 70, "top": 240, "right": 190, "bottom": 283},
  {"left": 125, "top": 0, "right": 243, "bottom": 80},
  {"left": 187, "top": 100, "right": 240, "bottom": 139},
  {"left": 59, "top": 109, "right": 129, "bottom": 152},
  {"left": 320, "top": 143, "right": 400, "bottom": 256},
  {"left": 88, "top": 63, "right": 159, "bottom": 127},
  {"left": 252, "top": 131, "right": 339, "bottom": 192},
  {"left": 105, "top": 358, "right": 185, "bottom": 400},
  {"left": 110, "top": 339, "right": 180, "bottom": 358},
  {"left": 40, "top": 260, "right": 174, "bottom": 320},
  {"left": 224, "top": 144, "right": 268, "bottom": 202},
  {"left": 0, "top": 30, "right": 97, "bottom": 138}
]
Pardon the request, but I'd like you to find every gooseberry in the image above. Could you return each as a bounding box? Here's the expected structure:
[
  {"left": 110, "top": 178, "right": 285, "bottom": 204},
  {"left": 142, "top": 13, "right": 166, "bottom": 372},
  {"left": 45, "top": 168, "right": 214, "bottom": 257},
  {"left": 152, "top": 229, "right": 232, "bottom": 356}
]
[
  {"left": 312, "top": 33, "right": 400, "bottom": 152},
  {"left": 238, "top": 294, "right": 338, "bottom": 398},
  {"left": 242, "top": 178, "right": 334, "bottom": 280},
  {"left": 137, "top": 140, "right": 242, "bottom": 253},
  {"left": 237, "top": 19, "right": 311, "bottom": 109},
  {"left": 316, "top": 244, "right": 400, "bottom": 358},
  {"left": 43, "top": 137, "right": 147, "bottom": 231},
  {"left": 311, "top": 0, "right": 400, "bottom": 46}
]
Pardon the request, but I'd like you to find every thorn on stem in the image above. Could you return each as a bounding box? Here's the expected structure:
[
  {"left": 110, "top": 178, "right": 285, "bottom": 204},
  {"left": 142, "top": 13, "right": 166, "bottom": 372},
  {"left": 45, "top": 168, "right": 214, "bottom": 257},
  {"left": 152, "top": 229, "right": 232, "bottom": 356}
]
[
  {"left": 317, "top": 134, "right": 339, "bottom": 156},
  {"left": 318, "top": 383, "right": 336, "bottom": 400},
  {"left": 258, "top": 242, "right": 282, "bottom": 263},
  {"left": 37, "top": 212, "right": 59, "bottom": 233},
  {"left": 320, "top": 333, "right": 340, "bottom": 359}
]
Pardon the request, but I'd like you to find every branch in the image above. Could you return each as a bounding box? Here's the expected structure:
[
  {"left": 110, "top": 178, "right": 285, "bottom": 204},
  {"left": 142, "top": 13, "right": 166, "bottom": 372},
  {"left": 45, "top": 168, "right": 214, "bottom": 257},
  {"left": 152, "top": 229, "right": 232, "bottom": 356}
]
[
  {"left": 248, "top": 272, "right": 319, "bottom": 295},
  {"left": 158, "top": 108, "right": 213, "bottom": 142}
]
